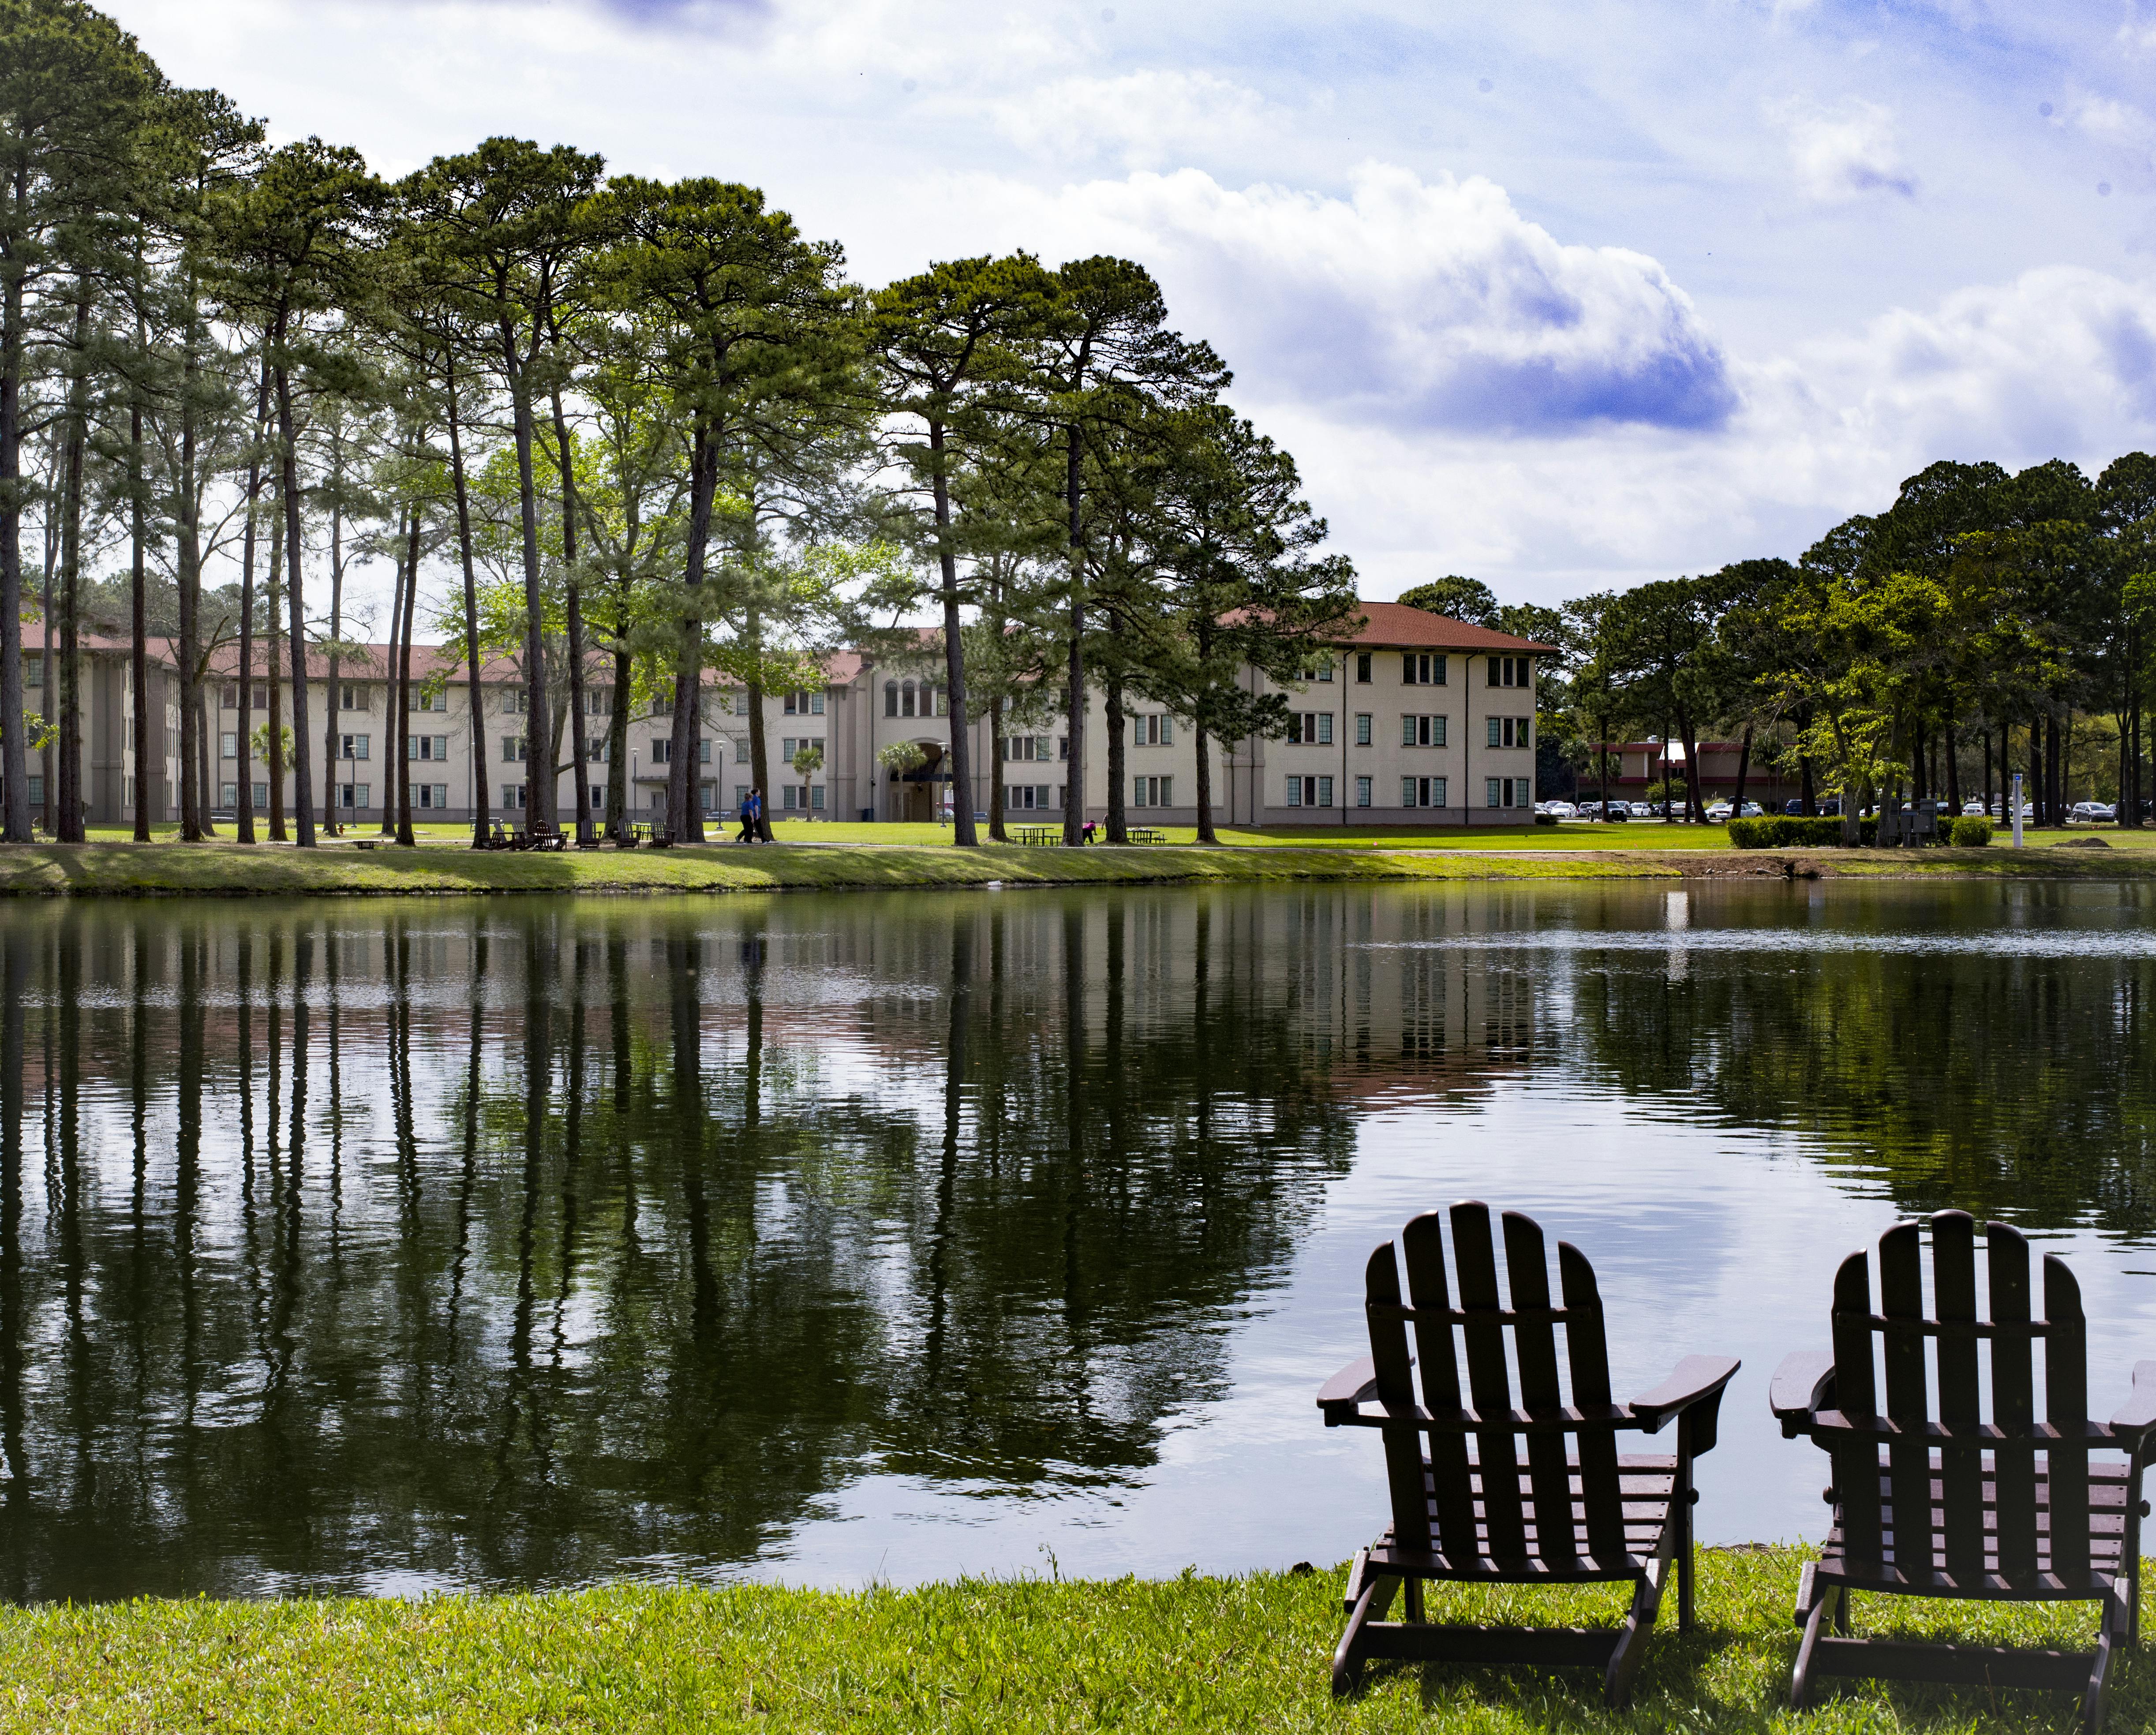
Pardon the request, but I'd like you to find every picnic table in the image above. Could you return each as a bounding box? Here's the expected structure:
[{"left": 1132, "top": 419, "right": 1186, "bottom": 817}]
[
  {"left": 1011, "top": 823, "right": 1060, "bottom": 846},
  {"left": 1128, "top": 826, "right": 1166, "bottom": 845}
]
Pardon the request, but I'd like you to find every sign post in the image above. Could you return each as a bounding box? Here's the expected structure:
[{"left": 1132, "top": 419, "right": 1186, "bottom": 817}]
[{"left": 2011, "top": 770, "right": 2024, "bottom": 849}]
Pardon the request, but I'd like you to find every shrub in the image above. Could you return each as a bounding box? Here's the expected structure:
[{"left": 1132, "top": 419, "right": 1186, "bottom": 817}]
[
  {"left": 1534, "top": 812, "right": 1559, "bottom": 827},
  {"left": 1948, "top": 815, "right": 1993, "bottom": 847},
  {"left": 1729, "top": 816, "right": 1846, "bottom": 849}
]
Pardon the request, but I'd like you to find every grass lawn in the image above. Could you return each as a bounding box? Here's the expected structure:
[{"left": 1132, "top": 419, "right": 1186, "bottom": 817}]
[
  {"left": 0, "top": 838, "right": 1681, "bottom": 899},
  {"left": 0, "top": 1549, "right": 2141, "bottom": 1732}
]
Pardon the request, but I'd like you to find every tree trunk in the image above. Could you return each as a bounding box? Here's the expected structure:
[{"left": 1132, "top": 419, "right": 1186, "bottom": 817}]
[
  {"left": 987, "top": 695, "right": 1005, "bottom": 841},
  {"left": 397, "top": 509, "right": 419, "bottom": 845},
  {"left": 129, "top": 365, "right": 150, "bottom": 843},
  {"left": 927, "top": 419, "right": 976, "bottom": 846},
  {"left": 1983, "top": 729, "right": 1994, "bottom": 818},
  {"left": 267, "top": 491, "right": 285, "bottom": 841},
  {"left": 235, "top": 354, "right": 269, "bottom": 845},
  {"left": 176, "top": 303, "right": 204, "bottom": 841},
  {"left": 1800, "top": 754, "right": 1815, "bottom": 816},
  {"left": 1062, "top": 418, "right": 1086, "bottom": 849},
  {"left": 381, "top": 516, "right": 403, "bottom": 838},
  {"left": 667, "top": 423, "right": 717, "bottom": 842},
  {"left": 551, "top": 388, "right": 591, "bottom": 844},
  {"left": 1104, "top": 675, "right": 1126, "bottom": 844},
  {"left": 505, "top": 333, "right": 551, "bottom": 834},
  {"left": 1730, "top": 725, "right": 1752, "bottom": 819},
  {"left": 605, "top": 642, "right": 629, "bottom": 840},
  {"left": 55, "top": 284, "right": 89, "bottom": 843},
  {"left": 1194, "top": 721, "right": 1216, "bottom": 844},
  {"left": 0, "top": 205, "right": 25, "bottom": 841},
  {"left": 274, "top": 339, "right": 315, "bottom": 848},
  {"left": 321, "top": 475, "right": 342, "bottom": 838},
  {"left": 749, "top": 673, "right": 771, "bottom": 842},
  {"left": 1946, "top": 723, "right": 1962, "bottom": 815},
  {"left": 444, "top": 357, "right": 490, "bottom": 846}
]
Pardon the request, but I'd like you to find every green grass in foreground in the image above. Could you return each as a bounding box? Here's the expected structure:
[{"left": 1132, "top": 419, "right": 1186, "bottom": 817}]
[{"left": 0, "top": 1550, "right": 2141, "bottom": 1732}]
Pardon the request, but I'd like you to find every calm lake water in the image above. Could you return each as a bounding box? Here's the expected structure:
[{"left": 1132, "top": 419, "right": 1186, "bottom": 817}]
[{"left": 4, "top": 879, "right": 2156, "bottom": 1601}]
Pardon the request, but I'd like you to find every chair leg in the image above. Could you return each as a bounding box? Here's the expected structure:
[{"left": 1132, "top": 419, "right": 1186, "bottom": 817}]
[
  {"left": 1603, "top": 1557, "right": 1667, "bottom": 1709},
  {"left": 1331, "top": 1574, "right": 1398, "bottom": 1698},
  {"left": 2083, "top": 1579, "right": 2130, "bottom": 1735},
  {"left": 1790, "top": 1583, "right": 1840, "bottom": 1710}
]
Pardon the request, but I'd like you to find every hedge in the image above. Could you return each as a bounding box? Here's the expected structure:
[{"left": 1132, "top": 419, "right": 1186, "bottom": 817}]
[
  {"left": 1729, "top": 816, "right": 1851, "bottom": 849},
  {"left": 1948, "top": 815, "right": 1993, "bottom": 846}
]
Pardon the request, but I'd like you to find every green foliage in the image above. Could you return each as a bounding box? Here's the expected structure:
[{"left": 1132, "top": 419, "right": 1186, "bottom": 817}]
[
  {"left": 1396, "top": 574, "right": 1497, "bottom": 624},
  {"left": 1729, "top": 816, "right": 1849, "bottom": 848},
  {"left": 1948, "top": 815, "right": 1994, "bottom": 846}
]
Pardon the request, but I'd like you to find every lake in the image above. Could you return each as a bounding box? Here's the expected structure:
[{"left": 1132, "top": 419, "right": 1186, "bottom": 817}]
[{"left": 3, "top": 878, "right": 2155, "bottom": 1601}]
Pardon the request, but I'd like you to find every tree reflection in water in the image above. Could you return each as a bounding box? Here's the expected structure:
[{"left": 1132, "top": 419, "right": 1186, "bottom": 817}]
[{"left": 0, "top": 891, "right": 1365, "bottom": 1599}]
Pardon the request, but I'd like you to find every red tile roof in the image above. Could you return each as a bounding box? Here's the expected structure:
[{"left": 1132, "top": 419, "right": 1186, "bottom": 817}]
[{"left": 1347, "top": 602, "right": 1556, "bottom": 654}]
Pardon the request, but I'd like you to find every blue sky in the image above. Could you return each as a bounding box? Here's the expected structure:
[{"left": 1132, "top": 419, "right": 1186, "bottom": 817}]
[{"left": 114, "top": 0, "right": 2156, "bottom": 611}]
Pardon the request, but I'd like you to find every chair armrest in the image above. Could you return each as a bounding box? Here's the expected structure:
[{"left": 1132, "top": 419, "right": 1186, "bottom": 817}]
[
  {"left": 2111, "top": 1361, "right": 2156, "bottom": 1435},
  {"left": 1317, "top": 1356, "right": 1380, "bottom": 1425},
  {"left": 1770, "top": 1350, "right": 1837, "bottom": 1438},
  {"left": 1630, "top": 1354, "right": 1740, "bottom": 1440}
]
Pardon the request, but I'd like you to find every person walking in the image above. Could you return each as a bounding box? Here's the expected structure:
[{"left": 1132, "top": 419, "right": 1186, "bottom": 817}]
[{"left": 737, "top": 789, "right": 759, "bottom": 844}]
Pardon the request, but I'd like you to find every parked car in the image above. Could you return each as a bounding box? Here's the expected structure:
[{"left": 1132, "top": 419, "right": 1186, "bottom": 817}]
[
  {"left": 1737, "top": 800, "right": 1764, "bottom": 818},
  {"left": 1540, "top": 800, "right": 1578, "bottom": 819},
  {"left": 1629, "top": 801, "right": 1658, "bottom": 819},
  {"left": 2069, "top": 801, "right": 2116, "bottom": 824},
  {"left": 1704, "top": 801, "right": 1733, "bottom": 822},
  {"left": 1962, "top": 800, "right": 1988, "bottom": 816}
]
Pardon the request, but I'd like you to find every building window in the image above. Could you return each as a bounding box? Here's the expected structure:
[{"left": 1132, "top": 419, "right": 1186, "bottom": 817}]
[
  {"left": 502, "top": 785, "right": 526, "bottom": 810},
  {"left": 340, "top": 683, "right": 363, "bottom": 711},
  {"left": 697, "top": 737, "right": 711, "bottom": 763},
  {"left": 584, "top": 785, "right": 602, "bottom": 812},
  {"left": 587, "top": 688, "right": 610, "bottom": 715},
  {"left": 1133, "top": 776, "right": 1172, "bottom": 808},
  {"left": 884, "top": 681, "right": 898, "bottom": 717},
  {"left": 1402, "top": 653, "right": 1444, "bottom": 685},
  {"left": 1490, "top": 655, "right": 1531, "bottom": 688},
  {"left": 901, "top": 680, "right": 917, "bottom": 718},
  {"left": 505, "top": 689, "right": 528, "bottom": 714},
  {"left": 1355, "top": 775, "right": 1372, "bottom": 808},
  {"left": 1487, "top": 715, "right": 1531, "bottom": 748},
  {"left": 1354, "top": 713, "right": 1371, "bottom": 745},
  {"left": 503, "top": 736, "right": 526, "bottom": 763},
  {"left": 1487, "top": 777, "right": 1503, "bottom": 808},
  {"left": 1402, "top": 776, "right": 1448, "bottom": 808},
  {"left": 782, "top": 690, "right": 825, "bottom": 716},
  {"left": 1288, "top": 713, "right": 1333, "bottom": 745},
  {"left": 219, "top": 684, "right": 235, "bottom": 709},
  {"left": 586, "top": 738, "right": 607, "bottom": 763},
  {"left": 782, "top": 785, "right": 798, "bottom": 810},
  {"left": 811, "top": 784, "right": 824, "bottom": 811},
  {"left": 1316, "top": 661, "right": 1333, "bottom": 682},
  {"left": 221, "top": 732, "right": 236, "bottom": 760},
  {"left": 221, "top": 782, "right": 236, "bottom": 808},
  {"left": 1134, "top": 714, "right": 1172, "bottom": 746},
  {"left": 337, "top": 783, "right": 370, "bottom": 810},
  {"left": 1284, "top": 775, "right": 1331, "bottom": 808},
  {"left": 340, "top": 733, "right": 370, "bottom": 761},
  {"left": 1355, "top": 652, "right": 1372, "bottom": 683},
  {"left": 410, "top": 687, "right": 444, "bottom": 713},
  {"left": 252, "top": 782, "right": 268, "bottom": 809},
  {"left": 699, "top": 781, "right": 717, "bottom": 813},
  {"left": 1401, "top": 714, "right": 1446, "bottom": 747}
]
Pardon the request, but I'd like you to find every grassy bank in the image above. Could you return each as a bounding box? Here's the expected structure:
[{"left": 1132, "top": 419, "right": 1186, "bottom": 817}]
[
  {"left": 0, "top": 1549, "right": 2140, "bottom": 1732},
  {"left": 0, "top": 839, "right": 1684, "bottom": 898}
]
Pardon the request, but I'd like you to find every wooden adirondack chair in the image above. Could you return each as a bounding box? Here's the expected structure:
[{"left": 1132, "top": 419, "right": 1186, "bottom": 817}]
[
  {"left": 1317, "top": 1202, "right": 1740, "bottom": 1705},
  {"left": 1771, "top": 1211, "right": 2156, "bottom": 1731}
]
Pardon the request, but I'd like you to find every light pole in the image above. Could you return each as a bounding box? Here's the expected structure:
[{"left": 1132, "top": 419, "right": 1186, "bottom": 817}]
[{"left": 2012, "top": 769, "right": 2023, "bottom": 849}]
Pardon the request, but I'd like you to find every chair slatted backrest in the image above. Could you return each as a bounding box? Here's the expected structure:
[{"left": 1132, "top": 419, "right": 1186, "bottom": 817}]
[
  {"left": 1362, "top": 1201, "right": 1628, "bottom": 1571},
  {"left": 1829, "top": 1211, "right": 2094, "bottom": 1589}
]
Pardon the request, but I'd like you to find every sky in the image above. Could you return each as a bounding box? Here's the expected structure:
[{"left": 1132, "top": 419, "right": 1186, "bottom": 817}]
[{"left": 106, "top": 0, "right": 2156, "bottom": 620}]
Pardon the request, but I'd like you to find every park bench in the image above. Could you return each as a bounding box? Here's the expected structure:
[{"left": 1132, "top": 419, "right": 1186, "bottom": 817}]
[
  {"left": 1318, "top": 1203, "right": 1738, "bottom": 1705},
  {"left": 1772, "top": 1212, "right": 2156, "bottom": 1731},
  {"left": 1128, "top": 826, "right": 1165, "bottom": 845},
  {"left": 1012, "top": 824, "right": 1059, "bottom": 846}
]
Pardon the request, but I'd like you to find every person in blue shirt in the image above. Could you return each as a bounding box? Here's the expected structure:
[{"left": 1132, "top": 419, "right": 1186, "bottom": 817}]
[{"left": 737, "top": 789, "right": 760, "bottom": 844}]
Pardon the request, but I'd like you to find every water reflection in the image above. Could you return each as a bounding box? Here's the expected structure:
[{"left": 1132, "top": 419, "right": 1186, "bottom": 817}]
[{"left": 4, "top": 879, "right": 2156, "bottom": 1598}]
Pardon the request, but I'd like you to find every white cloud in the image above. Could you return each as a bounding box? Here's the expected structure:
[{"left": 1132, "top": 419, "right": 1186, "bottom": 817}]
[
  {"left": 987, "top": 71, "right": 1273, "bottom": 169},
  {"left": 1769, "top": 97, "right": 1916, "bottom": 202},
  {"left": 980, "top": 162, "right": 1735, "bottom": 434}
]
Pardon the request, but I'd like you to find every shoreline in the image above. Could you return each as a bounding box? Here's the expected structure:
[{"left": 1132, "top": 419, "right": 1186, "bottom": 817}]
[
  {"left": 0, "top": 1548, "right": 2137, "bottom": 1731},
  {"left": 0, "top": 838, "right": 2147, "bottom": 898}
]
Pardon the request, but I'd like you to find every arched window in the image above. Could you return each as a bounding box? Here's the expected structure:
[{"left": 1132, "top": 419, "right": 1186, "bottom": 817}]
[
  {"left": 884, "top": 680, "right": 898, "bottom": 718},
  {"left": 902, "top": 680, "right": 917, "bottom": 718}
]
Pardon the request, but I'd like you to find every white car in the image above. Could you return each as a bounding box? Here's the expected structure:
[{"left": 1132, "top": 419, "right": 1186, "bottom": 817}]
[
  {"left": 1704, "top": 801, "right": 1733, "bottom": 822},
  {"left": 1630, "top": 801, "right": 1658, "bottom": 818},
  {"left": 1540, "top": 800, "right": 1578, "bottom": 819}
]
